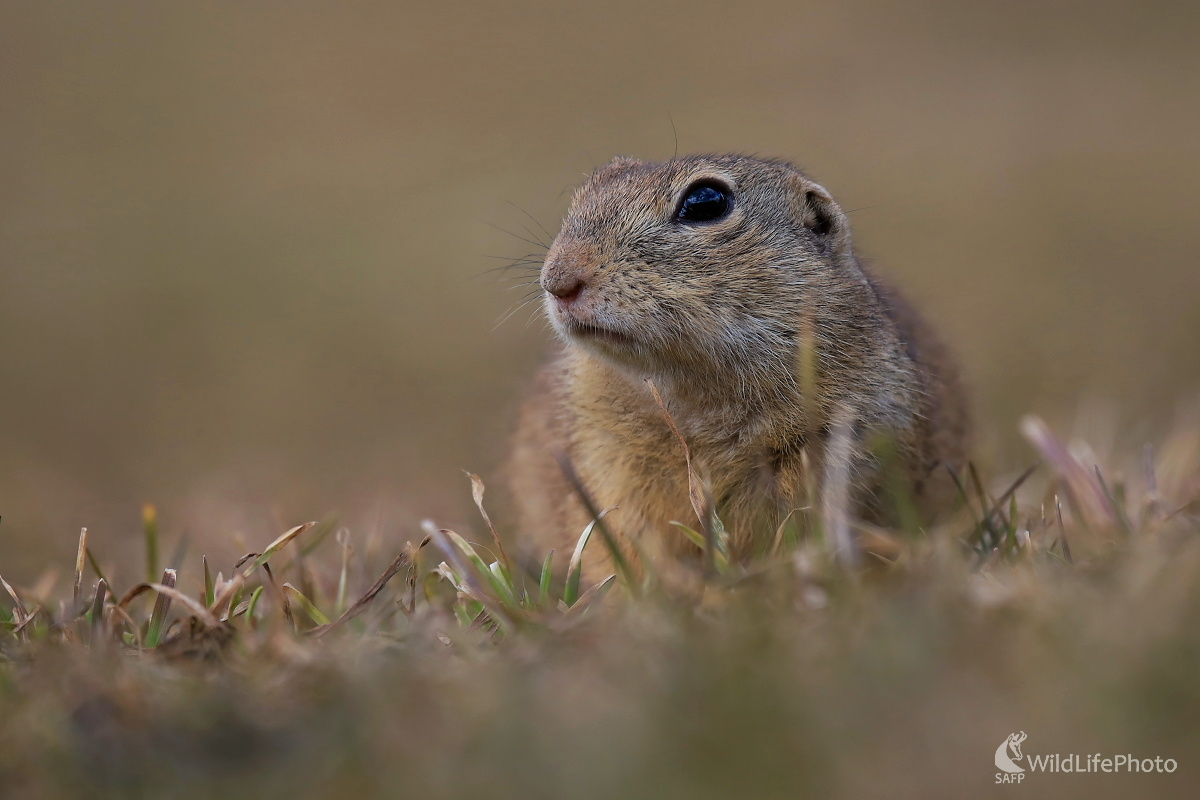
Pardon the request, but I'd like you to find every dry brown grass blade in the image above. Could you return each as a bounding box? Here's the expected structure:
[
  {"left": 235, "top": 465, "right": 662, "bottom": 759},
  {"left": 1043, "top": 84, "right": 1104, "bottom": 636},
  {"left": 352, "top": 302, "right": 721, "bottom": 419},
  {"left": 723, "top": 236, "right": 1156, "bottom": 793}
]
[
  {"left": 240, "top": 521, "right": 318, "bottom": 579},
  {"left": 403, "top": 537, "right": 423, "bottom": 616},
  {"left": 116, "top": 583, "right": 153, "bottom": 610},
  {"left": 563, "top": 575, "right": 617, "bottom": 619},
  {"left": 107, "top": 602, "right": 142, "bottom": 648},
  {"left": 73, "top": 527, "right": 88, "bottom": 613},
  {"left": 795, "top": 310, "right": 820, "bottom": 427},
  {"left": 85, "top": 547, "right": 108, "bottom": 588},
  {"left": 646, "top": 378, "right": 725, "bottom": 575},
  {"left": 89, "top": 579, "right": 108, "bottom": 633},
  {"left": 772, "top": 507, "right": 801, "bottom": 555},
  {"left": 209, "top": 573, "right": 246, "bottom": 619},
  {"left": 232, "top": 552, "right": 258, "bottom": 571},
  {"left": 145, "top": 581, "right": 219, "bottom": 629},
  {"left": 1, "top": 573, "right": 28, "bottom": 624},
  {"left": 1021, "top": 416, "right": 1113, "bottom": 529},
  {"left": 467, "top": 472, "right": 513, "bottom": 572},
  {"left": 117, "top": 580, "right": 220, "bottom": 629},
  {"left": 11, "top": 605, "right": 42, "bottom": 637},
  {"left": 260, "top": 563, "right": 294, "bottom": 628},
  {"left": 309, "top": 549, "right": 413, "bottom": 638},
  {"left": 208, "top": 522, "right": 317, "bottom": 623},
  {"left": 646, "top": 379, "right": 706, "bottom": 527},
  {"left": 1165, "top": 496, "right": 1200, "bottom": 522}
]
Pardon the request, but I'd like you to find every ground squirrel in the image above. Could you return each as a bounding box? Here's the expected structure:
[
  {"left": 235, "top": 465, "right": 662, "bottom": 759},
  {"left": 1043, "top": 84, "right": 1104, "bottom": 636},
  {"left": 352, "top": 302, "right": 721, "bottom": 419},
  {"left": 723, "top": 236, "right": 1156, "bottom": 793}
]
[{"left": 507, "top": 154, "right": 968, "bottom": 575}]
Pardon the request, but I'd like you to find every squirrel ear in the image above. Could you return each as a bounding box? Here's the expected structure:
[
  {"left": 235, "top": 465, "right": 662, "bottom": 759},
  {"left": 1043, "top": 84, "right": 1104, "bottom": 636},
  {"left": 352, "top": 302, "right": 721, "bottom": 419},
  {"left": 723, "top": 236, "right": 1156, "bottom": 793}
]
[
  {"left": 795, "top": 180, "right": 850, "bottom": 255},
  {"left": 590, "top": 156, "right": 643, "bottom": 184},
  {"left": 603, "top": 155, "right": 643, "bottom": 172}
]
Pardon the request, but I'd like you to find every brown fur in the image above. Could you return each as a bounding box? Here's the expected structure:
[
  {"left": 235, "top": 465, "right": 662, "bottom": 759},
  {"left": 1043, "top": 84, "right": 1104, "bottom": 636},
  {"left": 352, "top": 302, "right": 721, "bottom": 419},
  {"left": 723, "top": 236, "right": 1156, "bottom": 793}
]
[{"left": 506, "top": 154, "right": 969, "bottom": 577}]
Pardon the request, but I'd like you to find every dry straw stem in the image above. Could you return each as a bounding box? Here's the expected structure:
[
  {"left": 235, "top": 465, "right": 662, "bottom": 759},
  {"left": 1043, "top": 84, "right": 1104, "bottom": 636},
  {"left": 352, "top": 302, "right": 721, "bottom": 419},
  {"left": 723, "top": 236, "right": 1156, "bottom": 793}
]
[
  {"left": 239, "top": 522, "right": 318, "bottom": 579},
  {"left": 9, "top": 607, "right": 42, "bottom": 639},
  {"left": 565, "top": 506, "right": 617, "bottom": 606},
  {"left": 556, "top": 454, "right": 639, "bottom": 592},
  {"left": 335, "top": 528, "right": 352, "bottom": 616},
  {"left": 117, "top": 578, "right": 219, "bottom": 630},
  {"left": 645, "top": 379, "right": 707, "bottom": 529},
  {"left": 1021, "top": 415, "right": 1131, "bottom": 533},
  {"left": 282, "top": 583, "right": 331, "bottom": 627},
  {"left": 1, "top": 573, "right": 29, "bottom": 624},
  {"left": 72, "top": 527, "right": 87, "bottom": 613},
  {"left": 106, "top": 601, "right": 142, "bottom": 649},
  {"left": 310, "top": 546, "right": 419, "bottom": 638},
  {"left": 88, "top": 579, "right": 107, "bottom": 634},
  {"left": 646, "top": 378, "right": 727, "bottom": 577},
  {"left": 563, "top": 574, "right": 617, "bottom": 619},
  {"left": 467, "top": 472, "right": 514, "bottom": 575},
  {"left": 821, "top": 407, "right": 860, "bottom": 569},
  {"left": 795, "top": 310, "right": 820, "bottom": 430}
]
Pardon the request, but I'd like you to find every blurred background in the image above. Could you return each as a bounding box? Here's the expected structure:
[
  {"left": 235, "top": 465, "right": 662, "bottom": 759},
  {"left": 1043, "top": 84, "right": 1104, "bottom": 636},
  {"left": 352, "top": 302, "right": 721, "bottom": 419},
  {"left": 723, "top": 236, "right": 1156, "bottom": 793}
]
[{"left": 1, "top": 0, "right": 1197, "bottom": 580}]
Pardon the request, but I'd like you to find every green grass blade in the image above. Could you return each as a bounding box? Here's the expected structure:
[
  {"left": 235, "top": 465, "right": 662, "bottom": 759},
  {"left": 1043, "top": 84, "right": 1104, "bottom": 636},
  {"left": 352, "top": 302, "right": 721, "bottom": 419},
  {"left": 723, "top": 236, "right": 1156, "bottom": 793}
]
[
  {"left": 443, "top": 529, "right": 517, "bottom": 608},
  {"left": 142, "top": 505, "right": 158, "bottom": 584},
  {"left": 564, "top": 510, "right": 611, "bottom": 607},
  {"left": 558, "top": 457, "right": 637, "bottom": 594},
  {"left": 564, "top": 575, "right": 617, "bottom": 619},
  {"left": 670, "top": 522, "right": 706, "bottom": 550},
  {"left": 282, "top": 583, "right": 331, "bottom": 626},
  {"left": 538, "top": 549, "right": 554, "bottom": 607},
  {"left": 336, "top": 529, "right": 351, "bottom": 616},
  {"left": 244, "top": 585, "right": 265, "bottom": 621},
  {"left": 85, "top": 547, "right": 109, "bottom": 589},
  {"left": 203, "top": 556, "right": 215, "bottom": 608},
  {"left": 241, "top": 522, "right": 317, "bottom": 579},
  {"left": 144, "top": 568, "right": 177, "bottom": 648}
]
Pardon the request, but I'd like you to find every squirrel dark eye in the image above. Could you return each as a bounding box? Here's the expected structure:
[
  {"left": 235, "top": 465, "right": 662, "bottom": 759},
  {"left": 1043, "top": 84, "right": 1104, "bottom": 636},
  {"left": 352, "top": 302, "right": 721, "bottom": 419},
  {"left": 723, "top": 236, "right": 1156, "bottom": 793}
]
[{"left": 675, "top": 182, "right": 732, "bottom": 224}]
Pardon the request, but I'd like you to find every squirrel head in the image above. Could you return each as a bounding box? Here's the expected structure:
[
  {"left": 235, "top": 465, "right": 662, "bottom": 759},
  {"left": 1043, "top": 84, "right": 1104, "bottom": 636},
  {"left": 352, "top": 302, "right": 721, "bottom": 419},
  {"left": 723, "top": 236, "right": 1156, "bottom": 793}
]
[{"left": 541, "top": 154, "right": 866, "bottom": 387}]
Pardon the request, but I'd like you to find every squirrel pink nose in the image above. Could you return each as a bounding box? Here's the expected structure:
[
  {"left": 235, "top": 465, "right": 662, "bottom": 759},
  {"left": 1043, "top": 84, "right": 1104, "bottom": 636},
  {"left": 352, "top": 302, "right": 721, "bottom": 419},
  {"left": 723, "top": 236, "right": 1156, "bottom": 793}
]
[
  {"left": 547, "top": 277, "right": 585, "bottom": 305},
  {"left": 542, "top": 244, "right": 596, "bottom": 305}
]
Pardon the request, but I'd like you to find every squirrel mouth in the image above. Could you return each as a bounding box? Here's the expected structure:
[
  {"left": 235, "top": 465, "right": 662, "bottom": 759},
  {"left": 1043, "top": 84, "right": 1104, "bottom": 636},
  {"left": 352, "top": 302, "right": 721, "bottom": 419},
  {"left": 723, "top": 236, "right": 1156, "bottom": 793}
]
[
  {"left": 547, "top": 294, "right": 636, "bottom": 348},
  {"left": 562, "top": 318, "right": 634, "bottom": 347}
]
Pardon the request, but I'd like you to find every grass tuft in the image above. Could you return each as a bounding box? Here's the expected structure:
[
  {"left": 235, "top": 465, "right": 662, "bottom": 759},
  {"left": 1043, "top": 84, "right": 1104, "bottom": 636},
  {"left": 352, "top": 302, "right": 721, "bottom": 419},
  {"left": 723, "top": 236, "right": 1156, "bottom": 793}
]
[{"left": 1, "top": 416, "right": 1199, "bottom": 799}]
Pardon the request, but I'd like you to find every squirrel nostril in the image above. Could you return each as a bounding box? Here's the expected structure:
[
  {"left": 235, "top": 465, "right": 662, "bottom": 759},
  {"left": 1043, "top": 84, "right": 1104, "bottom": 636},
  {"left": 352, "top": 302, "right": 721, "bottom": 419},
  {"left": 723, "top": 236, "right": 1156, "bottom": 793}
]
[{"left": 548, "top": 278, "right": 585, "bottom": 305}]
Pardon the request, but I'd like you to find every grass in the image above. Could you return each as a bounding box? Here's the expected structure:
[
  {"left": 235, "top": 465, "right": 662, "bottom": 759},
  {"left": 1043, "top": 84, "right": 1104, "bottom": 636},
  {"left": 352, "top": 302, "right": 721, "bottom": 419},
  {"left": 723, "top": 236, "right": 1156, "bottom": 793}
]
[{"left": 1, "top": 415, "right": 1199, "bottom": 799}]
